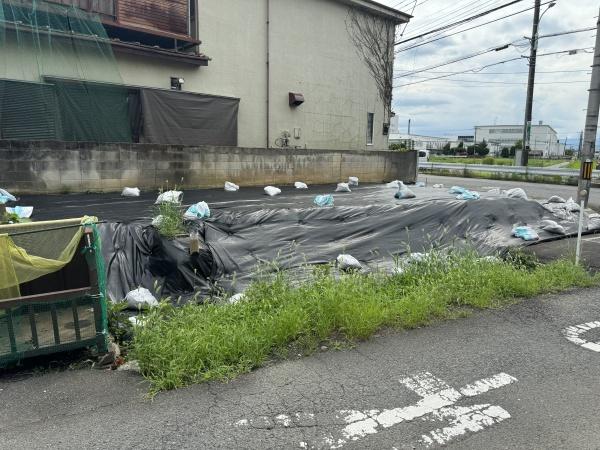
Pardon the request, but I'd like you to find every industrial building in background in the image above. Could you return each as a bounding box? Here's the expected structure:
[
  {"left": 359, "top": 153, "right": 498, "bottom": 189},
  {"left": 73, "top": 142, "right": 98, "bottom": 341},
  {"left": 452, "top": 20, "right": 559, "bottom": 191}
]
[
  {"left": 475, "top": 123, "right": 566, "bottom": 157},
  {"left": 0, "top": 0, "right": 410, "bottom": 150}
]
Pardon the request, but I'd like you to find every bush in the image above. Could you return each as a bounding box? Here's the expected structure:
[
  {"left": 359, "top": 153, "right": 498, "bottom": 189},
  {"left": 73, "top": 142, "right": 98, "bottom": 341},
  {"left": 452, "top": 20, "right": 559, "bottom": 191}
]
[{"left": 482, "top": 157, "right": 495, "bottom": 165}]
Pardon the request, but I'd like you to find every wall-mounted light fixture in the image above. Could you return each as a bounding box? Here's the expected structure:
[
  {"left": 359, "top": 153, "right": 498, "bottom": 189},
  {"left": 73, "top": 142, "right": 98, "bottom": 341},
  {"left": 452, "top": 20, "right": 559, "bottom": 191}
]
[{"left": 289, "top": 92, "right": 305, "bottom": 107}]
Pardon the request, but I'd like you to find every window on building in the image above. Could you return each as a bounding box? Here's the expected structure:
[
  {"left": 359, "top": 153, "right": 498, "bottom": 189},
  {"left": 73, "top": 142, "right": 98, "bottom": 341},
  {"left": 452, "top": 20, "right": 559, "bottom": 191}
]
[{"left": 367, "top": 113, "right": 374, "bottom": 145}]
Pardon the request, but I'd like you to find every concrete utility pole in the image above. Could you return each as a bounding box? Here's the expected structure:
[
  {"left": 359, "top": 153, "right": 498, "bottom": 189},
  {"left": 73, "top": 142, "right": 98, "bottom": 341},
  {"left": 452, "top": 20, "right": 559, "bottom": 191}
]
[
  {"left": 577, "top": 10, "right": 600, "bottom": 207},
  {"left": 517, "top": 0, "right": 541, "bottom": 167}
]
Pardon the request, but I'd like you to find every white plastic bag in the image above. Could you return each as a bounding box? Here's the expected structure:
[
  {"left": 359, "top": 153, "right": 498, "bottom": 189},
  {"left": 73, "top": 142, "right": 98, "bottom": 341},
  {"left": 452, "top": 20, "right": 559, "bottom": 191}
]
[
  {"left": 337, "top": 254, "right": 362, "bottom": 271},
  {"left": 184, "top": 201, "right": 211, "bottom": 220},
  {"left": 488, "top": 188, "right": 501, "bottom": 195},
  {"left": 588, "top": 214, "right": 600, "bottom": 231},
  {"left": 348, "top": 177, "right": 359, "bottom": 187},
  {"left": 294, "top": 182, "right": 308, "bottom": 189},
  {"left": 155, "top": 190, "right": 183, "bottom": 204},
  {"left": 5, "top": 206, "right": 33, "bottom": 219},
  {"left": 125, "top": 287, "right": 158, "bottom": 310},
  {"left": 415, "top": 181, "right": 426, "bottom": 188},
  {"left": 264, "top": 186, "right": 282, "bottom": 196},
  {"left": 386, "top": 180, "right": 405, "bottom": 189},
  {"left": 433, "top": 184, "right": 444, "bottom": 189},
  {"left": 121, "top": 187, "right": 140, "bottom": 197},
  {"left": 539, "top": 220, "right": 566, "bottom": 235},
  {"left": 225, "top": 181, "right": 240, "bottom": 192},
  {"left": 151, "top": 215, "right": 164, "bottom": 227},
  {"left": 395, "top": 185, "right": 416, "bottom": 199},
  {"left": 229, "top": 293, "right": 246, "bottom": 305},
  {"left": 336, "top": 183, "right": 352, "bottom": 193},
  {"left": 503, "top": 188, "right": 528, "bottom": 200}
]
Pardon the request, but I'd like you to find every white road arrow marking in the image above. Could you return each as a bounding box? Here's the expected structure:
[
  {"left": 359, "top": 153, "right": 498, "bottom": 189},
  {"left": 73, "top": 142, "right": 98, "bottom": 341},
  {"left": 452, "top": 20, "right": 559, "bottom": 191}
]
[
  {"left": 322, "top": 372, "right": 517, "bottom": 449},
  {"left": 563, "top": 321, "right": 600, "bottom": 352}
]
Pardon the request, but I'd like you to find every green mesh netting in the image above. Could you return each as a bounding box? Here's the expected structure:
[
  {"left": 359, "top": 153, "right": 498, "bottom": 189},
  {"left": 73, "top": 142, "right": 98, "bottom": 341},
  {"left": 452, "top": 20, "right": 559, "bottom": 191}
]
[{"left": 0, "top": 0, "right": 132, "bottom": 142}]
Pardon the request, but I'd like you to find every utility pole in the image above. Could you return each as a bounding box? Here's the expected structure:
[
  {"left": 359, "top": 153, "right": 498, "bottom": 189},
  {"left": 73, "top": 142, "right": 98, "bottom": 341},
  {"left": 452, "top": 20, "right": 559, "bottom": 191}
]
[
  {"left": 517, "top": 0, "right": 541, "bottom": 167},
  {"left": 408, "top": 119, "right": 411, "bottom": 135},
  {"left": 577, "top": 9, "right": 600, "bottom": 207},
  {"left": 578, "top": 131, "right": 583, "bottom": 155}
]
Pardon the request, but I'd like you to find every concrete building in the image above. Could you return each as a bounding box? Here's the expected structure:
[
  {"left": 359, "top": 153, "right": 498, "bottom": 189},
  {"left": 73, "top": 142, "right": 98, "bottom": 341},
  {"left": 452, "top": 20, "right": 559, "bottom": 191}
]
[
  {"left": 475, "top": 123, "right": 564, "bottom": 157},
  {"left": 389, "top": 133, "right": 450, "bottom": 152},
  {"left": 0, "top": 0, "right": 410, "bottom": 150}
]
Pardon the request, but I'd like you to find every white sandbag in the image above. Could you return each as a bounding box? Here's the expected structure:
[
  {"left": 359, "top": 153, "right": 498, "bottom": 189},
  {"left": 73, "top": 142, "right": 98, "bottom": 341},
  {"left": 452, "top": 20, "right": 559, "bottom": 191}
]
[
  {"left": 348, "top": 177, "right": 359, "bottom": 187},
  {"left": 121, "top": 187, "right": 140, "bottom": 197},
  {"left": 294, "top": 182, "right": 308, "bottom": 189},
  {"left": 155, "top": 190, "right": 183, "bottom": 204},
  {"left": 547, "top": 195, "right": 566, "bottom": 204},
  {"left": 125, "top": 287, "right": 158, "bottom": 310},
  {"left": 336, "top": 183, "right": 352, "bottom": 193},
  {"left": 565, "top": 197, "right": 580, "bottom": 212},
  {"left": 229, "top": 293, "right": 246, "bottom": 305},
  {"left": 539, "top": 219, "right": 566, "bottom": 235},
  {"left": 264, "top": 186, "right": 282, "bottom": 196},
  {"left": 0, "top": 188, "right": 16, "bottom": 203},
  {"left": 395, "top": 185, "right": 416, "bottom": 199},
  {"left": 488, "top": 188, "right": 501, "bottom": 195},
  {"left": 386, "top": 180, "right": 405, "bottom": 189},
  {"left": 415, "top": 181, "right": 426, "bottom": 188},
  {"left": 433, "top": 184, "right": 444, "bottom": 189},
  {"left": 151, "top": 215, "right": 164, "bottom": 227},
  {"left": 225, "top": 181, "right": 240, "bottom": 192},
  {"left": 5, "top": 206, "right": 33, "bottom": 219},
  {"left": 503, "top": 188, "right": 528, "bottom": 200},
  {"left": 337, "top": 254, "right": 362, "bottom": 271}
]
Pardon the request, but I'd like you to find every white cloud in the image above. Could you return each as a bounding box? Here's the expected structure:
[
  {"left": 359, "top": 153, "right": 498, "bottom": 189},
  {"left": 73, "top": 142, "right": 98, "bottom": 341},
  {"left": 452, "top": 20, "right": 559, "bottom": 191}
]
[{"left": 377, "top": 0, "right": 597, "bottom": 144}]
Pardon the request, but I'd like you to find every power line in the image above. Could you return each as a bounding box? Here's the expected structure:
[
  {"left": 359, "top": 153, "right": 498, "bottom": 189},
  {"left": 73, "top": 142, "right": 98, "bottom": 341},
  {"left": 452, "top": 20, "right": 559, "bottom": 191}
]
[
  {"left": 396, "top": 1, "right": 556, "bottom": 54},
  {"left": 393, "top": 47, "right": 595, "bottom": 87},
  {"left": 395, "top": 0, "right": 527, "bottom": 46}
]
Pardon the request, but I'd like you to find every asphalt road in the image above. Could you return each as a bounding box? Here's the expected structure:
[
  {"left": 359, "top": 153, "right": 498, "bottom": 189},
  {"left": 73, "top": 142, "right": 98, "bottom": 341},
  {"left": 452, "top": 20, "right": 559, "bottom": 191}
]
[
  {"left": 2, "top": 288, "right": 600, "bottom": 449},
  {"left": 420, "top": 175, "right": 600, "bottom": 211}
]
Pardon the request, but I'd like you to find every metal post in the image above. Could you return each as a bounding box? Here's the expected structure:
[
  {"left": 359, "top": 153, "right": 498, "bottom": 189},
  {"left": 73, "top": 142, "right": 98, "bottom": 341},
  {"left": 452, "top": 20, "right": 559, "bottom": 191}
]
[
  {"left": 578, "top": 10, "right": 600, "bottom": 207},
  {"left": 517, "top": 0, "right": 541, "bottom": 167},
  {"left": 576, "top": 195, "right": 586, "bottom": 265}
]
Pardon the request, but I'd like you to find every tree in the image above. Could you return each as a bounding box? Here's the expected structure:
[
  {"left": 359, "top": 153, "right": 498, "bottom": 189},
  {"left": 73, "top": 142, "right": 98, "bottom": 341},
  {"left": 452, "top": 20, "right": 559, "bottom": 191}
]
[
  {"left": 466, "top": 145, "right": 476, "bottom": 156},
  {"left": 501, "top": 147, "right": 510, "bottom": 158},
  {"left": 475, "top": 139, "right": 489, "bottom": 157},
  {"left": 442, "top": 142, "right": 453, "bottom": 155},
  {"left": 346, "top": 8, "right": 396, "bottom": 128},
  {"left": 565, "top": 149, "right": 574, "bottom": 157},
  {"left": 514, "top": 139, "right": 523, "bottom": 151}
]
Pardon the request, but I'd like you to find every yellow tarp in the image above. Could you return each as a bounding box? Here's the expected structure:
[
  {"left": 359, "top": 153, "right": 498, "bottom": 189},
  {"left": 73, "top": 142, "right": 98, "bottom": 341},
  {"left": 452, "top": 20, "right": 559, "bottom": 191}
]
[{"left": 0, "top": 217, "right": 96, "bottom": 300}]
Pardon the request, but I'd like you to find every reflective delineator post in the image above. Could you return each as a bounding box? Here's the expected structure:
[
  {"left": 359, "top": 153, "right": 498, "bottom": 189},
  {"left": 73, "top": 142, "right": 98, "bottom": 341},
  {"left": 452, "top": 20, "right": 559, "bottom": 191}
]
[{"left": 576, "top": 190, "right": 587, "bottom": 265}]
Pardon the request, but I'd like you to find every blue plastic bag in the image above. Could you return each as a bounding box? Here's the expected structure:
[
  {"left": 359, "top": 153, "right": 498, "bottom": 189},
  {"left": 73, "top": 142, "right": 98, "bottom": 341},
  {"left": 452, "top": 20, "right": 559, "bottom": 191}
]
[
  {"left": 456, "top": 190, "right": 480, "bottom": 201},
  {"left": 314, "top": 194, "right": 334, "bottom": 207},
  {"left": 395, "top": 186, "right": 416, "bottom": 199},
  {"left": 449, "top": 186, "right": 468, "bottom": 195},
  {"left": 184, "top": 201, "right": 211, "bottom": 220},
  {"left": 512, "top": 226, "right": 539, "bottom": 241}
]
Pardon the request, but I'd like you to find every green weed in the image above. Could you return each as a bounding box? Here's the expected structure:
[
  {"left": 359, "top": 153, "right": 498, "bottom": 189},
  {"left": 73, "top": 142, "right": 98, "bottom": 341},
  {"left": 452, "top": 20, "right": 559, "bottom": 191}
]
[{"left": 130, "top": 251, "right": 599, "bottom": 393}]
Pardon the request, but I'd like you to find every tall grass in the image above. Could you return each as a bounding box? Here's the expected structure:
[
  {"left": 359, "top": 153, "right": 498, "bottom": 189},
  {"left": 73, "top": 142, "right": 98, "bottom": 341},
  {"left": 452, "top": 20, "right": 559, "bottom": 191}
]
[{"left": 130, "top": 251, "right": 598, "bottom": 393}]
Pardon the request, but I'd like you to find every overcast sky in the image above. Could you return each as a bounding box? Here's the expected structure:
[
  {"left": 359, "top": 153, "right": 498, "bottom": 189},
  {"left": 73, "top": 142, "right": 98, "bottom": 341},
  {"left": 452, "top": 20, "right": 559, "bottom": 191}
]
[{"left": 377, "top": 0, "right": 598, "bottom": 146}]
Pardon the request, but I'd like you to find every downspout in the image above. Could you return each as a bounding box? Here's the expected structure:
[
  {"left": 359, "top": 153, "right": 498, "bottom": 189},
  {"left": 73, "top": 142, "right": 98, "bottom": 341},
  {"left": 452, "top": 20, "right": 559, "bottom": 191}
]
[{"left": 266, "top": 0, "right": 270, "bottom": 148}]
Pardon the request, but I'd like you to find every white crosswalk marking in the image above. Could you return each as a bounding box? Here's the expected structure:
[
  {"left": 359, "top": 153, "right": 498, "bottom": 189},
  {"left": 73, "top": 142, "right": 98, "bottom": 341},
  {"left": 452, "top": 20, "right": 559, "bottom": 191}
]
[
  {"left": 563, "top": 321, "right": 600, "bottom": 352},
  {"left": 319, "top": 372, "right": 517, "bottom": 449}
]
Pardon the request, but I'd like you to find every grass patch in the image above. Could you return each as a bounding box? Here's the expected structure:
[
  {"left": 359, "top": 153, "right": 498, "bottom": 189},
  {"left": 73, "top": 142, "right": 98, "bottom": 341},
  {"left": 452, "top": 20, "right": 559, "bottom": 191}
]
[
  {"left": 431, "top": 157, "right": 514, "bottom": 166},
  {"left": 154, "top": 200, "right": 185, "bottom": 239},
  {"left": 130, "top": 251, "right": 599, "bottom": 393}
]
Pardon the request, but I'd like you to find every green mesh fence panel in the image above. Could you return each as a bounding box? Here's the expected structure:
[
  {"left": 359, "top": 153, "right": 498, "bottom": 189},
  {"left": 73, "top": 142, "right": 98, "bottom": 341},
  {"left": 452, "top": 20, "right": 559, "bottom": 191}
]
[{"left": 0, "top": 0, "right": 132, "bottom": 142}]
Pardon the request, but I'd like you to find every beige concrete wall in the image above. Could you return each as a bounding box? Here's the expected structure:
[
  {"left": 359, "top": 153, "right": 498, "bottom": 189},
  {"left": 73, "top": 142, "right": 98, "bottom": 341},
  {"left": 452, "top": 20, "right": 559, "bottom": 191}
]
[{"left": 0, "top": 141, "right": 417, "bottom": 194}]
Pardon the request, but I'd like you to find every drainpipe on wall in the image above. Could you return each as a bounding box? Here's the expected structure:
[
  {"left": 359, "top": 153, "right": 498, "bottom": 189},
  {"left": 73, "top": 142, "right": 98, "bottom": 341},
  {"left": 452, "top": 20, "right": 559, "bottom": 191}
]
[{"left": 266, "top": 0, "right": 271, "bottom": 149}]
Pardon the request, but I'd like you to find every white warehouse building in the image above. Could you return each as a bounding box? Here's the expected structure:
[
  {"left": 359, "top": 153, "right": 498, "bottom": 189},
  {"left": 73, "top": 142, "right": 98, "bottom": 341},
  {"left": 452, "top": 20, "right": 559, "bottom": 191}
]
[{"left": 475, "top": 123, "right": 565, "bottom": 157}]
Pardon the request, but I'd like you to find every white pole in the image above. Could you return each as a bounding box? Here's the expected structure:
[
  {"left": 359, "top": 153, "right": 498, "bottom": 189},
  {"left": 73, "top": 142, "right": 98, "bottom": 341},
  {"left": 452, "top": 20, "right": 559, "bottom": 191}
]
[{"left": 576, "top": 195, "right": 587, "bottom": 265}]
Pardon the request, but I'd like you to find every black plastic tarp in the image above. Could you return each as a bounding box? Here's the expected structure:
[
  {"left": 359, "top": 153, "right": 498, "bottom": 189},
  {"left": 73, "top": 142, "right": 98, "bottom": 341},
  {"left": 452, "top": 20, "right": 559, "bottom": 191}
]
[
  {"left": 140, "top": 89, "right": 239, "bottom": 146},
  {"left": 96, "top": 186, "right": 587, "bottom": 302}
]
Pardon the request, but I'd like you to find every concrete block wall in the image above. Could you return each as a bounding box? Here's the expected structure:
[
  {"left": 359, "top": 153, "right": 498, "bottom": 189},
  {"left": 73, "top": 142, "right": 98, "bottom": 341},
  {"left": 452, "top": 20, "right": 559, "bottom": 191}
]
[{"left": 0, "top": 140, "right": 417, "bottom": 194}]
